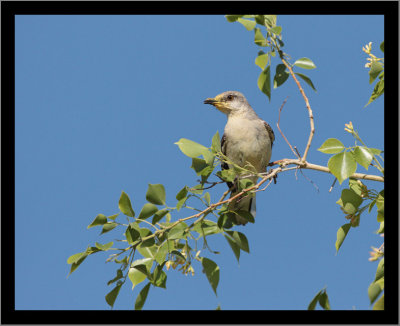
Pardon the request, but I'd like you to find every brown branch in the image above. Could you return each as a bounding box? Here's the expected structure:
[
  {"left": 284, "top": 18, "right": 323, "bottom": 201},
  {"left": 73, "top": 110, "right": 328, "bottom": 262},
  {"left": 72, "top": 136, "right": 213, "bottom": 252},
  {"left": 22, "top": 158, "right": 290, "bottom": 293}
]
[
  {"left": 279, "top": 58, "right": 315, "bottom": 163},
  {"left": 133, "top": 159, "right": 383, "bottom": 246},
  {"left": 276, "top": 96, "right": 300, "bottom": 159},
  {"left": 271, "top": 159, "right": 384, "bottom": 182}
]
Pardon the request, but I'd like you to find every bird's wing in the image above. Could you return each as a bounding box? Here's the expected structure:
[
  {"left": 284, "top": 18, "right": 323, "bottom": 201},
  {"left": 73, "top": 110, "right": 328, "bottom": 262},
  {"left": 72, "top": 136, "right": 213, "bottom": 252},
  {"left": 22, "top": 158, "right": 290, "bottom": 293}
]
[
  {"left": 263, "top": 121, "right": 275, "bottom": 147},
  {"left": 220, "top": 133, "right": 234, "bottom": 189}
]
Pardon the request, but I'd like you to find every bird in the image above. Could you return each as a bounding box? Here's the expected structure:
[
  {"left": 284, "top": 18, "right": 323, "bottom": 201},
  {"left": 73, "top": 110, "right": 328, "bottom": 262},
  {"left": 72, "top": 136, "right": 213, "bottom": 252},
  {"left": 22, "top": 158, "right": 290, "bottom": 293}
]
[{"left": 204, "top": 91, "right": 275, "bottom": 225}]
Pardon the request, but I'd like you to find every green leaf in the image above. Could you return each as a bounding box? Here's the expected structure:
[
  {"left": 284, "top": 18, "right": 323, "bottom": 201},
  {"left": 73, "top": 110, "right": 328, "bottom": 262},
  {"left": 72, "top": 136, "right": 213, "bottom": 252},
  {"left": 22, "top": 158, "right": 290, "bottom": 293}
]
[
  {"left": 95, "top": 241, "right": 113, "bottom": 251},
  {"left": 376, "top": 221, "right": 384, "bottom": 234},
  {"left": 67, "top": 251, "right": 89, "bottom": 276},
  {"left": 258, "top": 65, "right": 271, "bottom": 101},
  {"left": 368, "top": 281, "right": 383, "bottom": 304},
  {"left": 105, "top": 282, "right": 122, "bottom": 308},
  {"left": 353, "top": 146, "right": 373, "bottom": 170},
  {"left": 335, "top": 223, "right": 351, "bottom": 252},
  {"left": 264, "top": 15, "right": 277, "bottom": 28},
  {"left": 137, "top": 244, "right": 157, "bottom": 259},
  {"left": 87, "top": 214, "right": 107, "bottom": 229},
  {"left": 175, "top": 138, "right": 214, "bottom": 164},
  {"left": 138, "top": 228, "right": 155, "bottom": 248},
  {"left": 155, "top": 242, "right": 169, "bottom": 265},
  {"left": 217, "top": 212, "right": 235, "bottom": 229},
  {"left": 235, "top": 210, "right": 255, "bottom": 224},
  {"left": 369, "top": 61, "right": 383, "bottom": 84},
  {"left": 253, "top": 15, "right": 265, "bottom": 25},
  {"left": 380, "top": 41, "right": 384, "bottom": 53},
  {"left": 146, "top": 184, "right": 166, "bottom": 205},
  {"left": 86, "top": 246, "right": 102, "bottom": 255},
  {"left": 294, "top": 57, "right": 317, "bottom": 69},
  {"left": 373, "top": 294, "right": 384, "bottom": 310},
  {"left": 107, "top": 269, "right": 123, "bottom": 286},
  {"left": 125, "top": 223, "right": 141, "bottom": 244},
  {"left": 152, "top": 208, "right": 169, "bottom": 225},
  {"left": 254, "top": 27, "right": 267, "bottom": 47},
  {"left": 368, "top": 148, "right": 383, "bottom": 155},
  {"left": 191, "top": 158, "right": 210, "bottom": 175},
  {"left": 107, "top": 213, "right": 119, "bottom": 221},
  {"left": 238, "top": 178, "right": 254, "bottom": 191},
  {"left": 193, "top": 220, "right": 222, "bottom": 238},
  {"left": 318, "top": 292, "right": 331, "bottom": 310},
  {"left": 201, "top": 257, "right": 220, "bottom": 296},
  {"left": 348, "top": 178, "right": 363, "bottom": 196},
  {"left": 152, "top": 264, "right": 167, "bottom": 289},
  {"left": 336, "top": 189, "right": 362, "bottom": 215},
  {"left": 294, "top": 72, "right": 317, "bottom": 92},
  {"left": 67, "top": 251, "right": 87, "bottom": 265},
  {"left": 226, "top": 231, "right": 250, "bottom": 253},
  {"left": 308, "top": 289, "right": 323, "bottom": 310},
  {"left": 328, "top": 151, "right": 357, "bottom": 184},
  {"left": 170, "top": 249, "right": 186, "bottom": 262},
  {"left": 134, "top": 282, "right": 151, "bottom": 310},
  {"left": 203, "top": 192, "right": 211, "bottom": 206},
  {"left": 270, "top": 26, "right": 282, "bottom": 35},
  {"left": 369, "top": 199, "right": 376, "bottom": 213},
  {"left": 318, "top": 138, "right": 345, "bottom": 154},
  {"left": 119, "top": 191, "right": 135, "bottom": 218},
  {"left": 277, "top": 38, "right": 284, "bottom": 48},
  {"left": 216, "top": 169, "right": 236, "bottom": 183},
  {"left": 237, "top": 18, "right": 256, "bottom": 31},
  {"left": 211, "top": 131, "right": 221, "bottom": 153},
  {"left": 129, "top": 258, "right": 153, "bottom": 290},
  {"left": 225, "top": 15, "right": 244, "bottom": 23},
  {"left": 138, "top": 203, "right": 158, "bottom": 220},
  {"left": 154, "top": 246, "right": 168, "bottom": 265},
  {"left": 224, "top": 234, "right": 240, "bottom": 263},
  {"left": 365, "top": 79, "right": 384, "bottom": 107},
  {"left": 255, "top": 52, "right": 269, "bottom": 70},
  {"left": 188, "top": 184, "right": 204, "bottom": 195},
  {"left": 273, "top": 64, "right": 289, "bottom": 88},
  {"left": 168, "top": 222, "right": 188, "bottom": 240},
  {"left": 115, "top": 256, "right": 129, "bottom": 265},
  {"left": 375, "top": 258, "right": 384, "bottom": 282},
  {"left": 176, "top": 186, "right": 188, "bottom": 201},
  {"left": 100, "top": 222, "right": 118, "bottom": 235}
]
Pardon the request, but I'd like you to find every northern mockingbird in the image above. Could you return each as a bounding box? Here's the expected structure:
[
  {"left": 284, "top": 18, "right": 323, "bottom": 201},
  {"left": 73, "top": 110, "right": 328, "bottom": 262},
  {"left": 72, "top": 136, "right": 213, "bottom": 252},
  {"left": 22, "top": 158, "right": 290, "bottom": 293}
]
[{"left": 204, "top": 91, "right": 275, "bottom": 225}]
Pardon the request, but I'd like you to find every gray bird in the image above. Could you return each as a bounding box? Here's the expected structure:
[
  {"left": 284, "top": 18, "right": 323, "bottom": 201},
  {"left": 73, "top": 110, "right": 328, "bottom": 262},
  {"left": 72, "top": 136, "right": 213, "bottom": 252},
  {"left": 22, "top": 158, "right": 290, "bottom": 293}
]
[{"left": 204, "top": 91, "right": 275, "bottom": 225}]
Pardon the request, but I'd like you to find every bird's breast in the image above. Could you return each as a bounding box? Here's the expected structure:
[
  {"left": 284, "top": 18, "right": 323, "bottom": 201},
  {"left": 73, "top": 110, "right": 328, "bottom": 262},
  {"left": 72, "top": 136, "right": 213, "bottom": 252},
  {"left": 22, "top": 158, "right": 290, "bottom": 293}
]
[{"left": 224, "top": 117, "right": 272, "bottom": 172}]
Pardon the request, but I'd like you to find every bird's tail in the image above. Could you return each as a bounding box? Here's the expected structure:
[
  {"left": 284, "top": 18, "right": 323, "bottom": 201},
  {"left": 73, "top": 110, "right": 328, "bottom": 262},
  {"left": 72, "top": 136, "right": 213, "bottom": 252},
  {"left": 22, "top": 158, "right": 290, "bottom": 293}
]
[{"left": 228, "top": 191, "right": 256, "bottom": 225}]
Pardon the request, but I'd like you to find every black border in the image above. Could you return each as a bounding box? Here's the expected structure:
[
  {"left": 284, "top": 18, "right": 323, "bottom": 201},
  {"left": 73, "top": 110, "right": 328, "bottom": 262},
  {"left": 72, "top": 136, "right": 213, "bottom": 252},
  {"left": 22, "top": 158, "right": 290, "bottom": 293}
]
[{"left": 2, "top": 1, "right": 398, "bottom": 324}]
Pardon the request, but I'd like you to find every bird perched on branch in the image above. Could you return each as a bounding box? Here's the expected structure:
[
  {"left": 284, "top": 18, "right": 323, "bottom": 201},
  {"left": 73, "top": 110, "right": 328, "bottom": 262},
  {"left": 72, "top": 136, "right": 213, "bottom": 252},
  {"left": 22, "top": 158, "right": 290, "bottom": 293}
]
[{"left": 204, "top": 91, "right": 274, "bottom": 225}]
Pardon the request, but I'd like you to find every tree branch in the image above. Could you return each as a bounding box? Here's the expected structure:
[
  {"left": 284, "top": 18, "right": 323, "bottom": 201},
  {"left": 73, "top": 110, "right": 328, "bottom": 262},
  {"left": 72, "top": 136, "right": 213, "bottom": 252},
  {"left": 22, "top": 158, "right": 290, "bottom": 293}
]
[
  {"left": 279, "top": 58, "right": 315, "bottom": 163},
  {"left": 270, "top": 159, "right": 384, "bottom": 182}
]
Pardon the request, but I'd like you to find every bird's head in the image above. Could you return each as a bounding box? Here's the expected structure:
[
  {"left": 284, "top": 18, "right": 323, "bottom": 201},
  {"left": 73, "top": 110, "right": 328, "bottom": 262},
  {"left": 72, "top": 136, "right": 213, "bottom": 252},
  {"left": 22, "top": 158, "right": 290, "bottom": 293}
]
[{"left": 204, "top": 91, "right": 250, "bottom": 115}]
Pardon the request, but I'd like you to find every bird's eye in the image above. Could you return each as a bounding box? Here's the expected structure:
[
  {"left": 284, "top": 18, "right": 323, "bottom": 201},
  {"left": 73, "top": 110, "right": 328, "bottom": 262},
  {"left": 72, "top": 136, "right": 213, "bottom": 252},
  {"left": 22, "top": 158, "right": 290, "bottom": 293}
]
[{"left": 227, "top": 94, "right": 235, "bottom": 101}]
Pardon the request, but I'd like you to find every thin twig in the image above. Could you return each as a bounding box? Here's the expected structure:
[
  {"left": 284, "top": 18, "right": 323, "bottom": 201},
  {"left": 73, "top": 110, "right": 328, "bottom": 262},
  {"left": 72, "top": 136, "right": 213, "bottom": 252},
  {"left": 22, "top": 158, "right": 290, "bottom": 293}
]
[
  {"left": 299, "top": 169, "right": 319, "bottom": 193},
  {"left": 279, "top": 58, "right": 315, "bottom": 162},
  {"left": 329, "top": 178, "right": 337, "bottom": 193},
  {"left": 276, "top": 96, "right": 300, "bottom": 159}
]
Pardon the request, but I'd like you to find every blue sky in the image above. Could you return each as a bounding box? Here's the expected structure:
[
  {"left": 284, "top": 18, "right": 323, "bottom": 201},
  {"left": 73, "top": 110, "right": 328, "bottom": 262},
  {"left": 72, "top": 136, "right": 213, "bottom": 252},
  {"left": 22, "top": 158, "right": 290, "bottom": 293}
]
[{"left": 15, "top": 15, "right": 384, "bottom": 310}]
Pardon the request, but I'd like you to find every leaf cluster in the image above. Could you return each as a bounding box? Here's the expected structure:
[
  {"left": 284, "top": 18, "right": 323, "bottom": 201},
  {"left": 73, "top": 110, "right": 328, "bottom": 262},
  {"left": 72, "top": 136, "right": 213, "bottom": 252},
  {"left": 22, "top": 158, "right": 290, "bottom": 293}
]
[
  {"left": 226, "top": 15, "right": 317, "bottom": 101},
  {"left": 364, "top": 41, "right": 384, "bottom": 107},
  {"left": 67, "top": 132, "right": 258, "bottom": 309},
  {"left": 308, "top": 287, "right": 331, "bottom": 310},
  {"left": 318, "top": 118, "right": 384, "bottom": 310}
]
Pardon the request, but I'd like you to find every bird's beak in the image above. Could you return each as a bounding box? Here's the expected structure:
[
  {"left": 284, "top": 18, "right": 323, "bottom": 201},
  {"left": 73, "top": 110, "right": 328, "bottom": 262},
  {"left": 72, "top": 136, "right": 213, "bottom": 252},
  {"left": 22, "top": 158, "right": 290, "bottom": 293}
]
[
  {"left": 204, "top": 96, "right": 229, "bottom": 114},
  {"left": 204, "top": 98, "right": 218, "bottom": 105}
]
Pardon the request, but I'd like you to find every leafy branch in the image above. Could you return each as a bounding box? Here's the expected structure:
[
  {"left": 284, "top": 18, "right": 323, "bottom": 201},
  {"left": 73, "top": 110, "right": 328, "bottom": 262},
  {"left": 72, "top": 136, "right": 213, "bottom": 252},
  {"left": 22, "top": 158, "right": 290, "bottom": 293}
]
[{"left": 67, "top": 15, "right": 384, "bottom": 310}]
